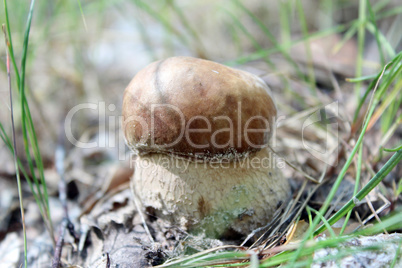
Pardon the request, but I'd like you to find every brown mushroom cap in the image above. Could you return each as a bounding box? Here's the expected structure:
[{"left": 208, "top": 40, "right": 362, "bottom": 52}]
[{"left": 122, "top": 56, "right": 277, "bottom": 160}]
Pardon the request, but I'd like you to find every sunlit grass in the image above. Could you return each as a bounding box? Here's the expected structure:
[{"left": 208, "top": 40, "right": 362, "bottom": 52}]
[
  {"left": 1, "top": 0, "right": 54, "bottom": 266},
  {"left": 158, "top": 212, "right": 402, "bottom": 267}
]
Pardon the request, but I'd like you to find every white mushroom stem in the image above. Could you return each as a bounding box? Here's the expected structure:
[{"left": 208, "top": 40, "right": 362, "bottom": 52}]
[{"left": 131, "top": 148, "right": 290, "bottom": 236}]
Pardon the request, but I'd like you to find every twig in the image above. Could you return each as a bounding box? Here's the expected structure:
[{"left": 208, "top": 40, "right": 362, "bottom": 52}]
[
  {"left": 268, "top": 145, "right": 319, "bottom": 183},
  {"left": 365, "top": 195, "right": 388, "bottom": 234},
  {"left": 362, "top": 193, "right": 390, "bottom": 234},
  {"left": 52, "top": 219, "right": 67, "bottom": 268},
  {"left": 52, "top": 121, "right": 78, "bottom": 267}
]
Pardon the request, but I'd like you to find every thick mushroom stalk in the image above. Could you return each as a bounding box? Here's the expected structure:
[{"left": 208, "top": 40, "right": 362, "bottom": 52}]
[{"left": 122, "top": 56, "right": 290, "bottom": 237}]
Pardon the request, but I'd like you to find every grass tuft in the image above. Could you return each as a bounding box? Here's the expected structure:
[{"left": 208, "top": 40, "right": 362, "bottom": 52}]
[{"left": 1, "top": 0, "right": 55, "bottom": 254}]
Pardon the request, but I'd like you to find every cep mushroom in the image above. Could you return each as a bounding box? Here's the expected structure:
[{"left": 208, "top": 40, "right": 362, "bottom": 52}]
[{"left": 122, "top": 56, "right": 290, "bottom": 237}]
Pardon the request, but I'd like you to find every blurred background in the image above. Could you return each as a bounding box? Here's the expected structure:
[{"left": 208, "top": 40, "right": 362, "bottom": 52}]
[{"left": 0, "top": 0, "right": 401, "bottom": 266}]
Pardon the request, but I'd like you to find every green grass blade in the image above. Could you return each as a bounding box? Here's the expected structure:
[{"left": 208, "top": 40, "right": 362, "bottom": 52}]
[
  {"left": 19, "top": 0, "right": 53, "bottom": 222},
  {"left": 314, "top": 57, "right": 401, "bottom": 235},
  {"left": 228, "top": 23, "right": 348, "bottom": 65},
  {"left": 3, "top": 0, "right": 55, "bottom": 244},
  {"left": 366, "top": 22, "right": 395, "bottom": 58},
  {"left": 3, "top": 0, "right": 21, "bottom": 85},
  {"left": 333, "top": 21, "right": 358, "bottom": 54},
  {"left": 289, "top": 56, "right": 397, "bottom": 264},
  {"left": 279, "top": 1, "right": 291, "bottom": 51},
  {"left": 2, "top": 23, "right": 28, "bottom": 268},
  {"left": 340, "top": 144, "right": 363, "bottom": 235},
  {"left": 225, "top": 13, "right": 274, "bottom": 70},
  {"left": 133, "top": 0, "right": 189, "bottom": 47},
  {"left": 233, "top": 0, "right": 306, "bottom": 81},
  {"left": 76, "top": 0, "right": 88, "bottom": 31},
  {"left": 296, "top": 0, "right": 317, "bottom": 95},
  {"left": 352, "top": 51, "right": 401, "bottom": 122},
  {"left": 0, "top": 125, "right": 46, "bottom": 220},
  {"left": 366, "top": 0, "right": 385, "bottom": 65},
  {"left": 379, "top": 79, "right": 402, "bottom": 133},
  {"left": 168, "top": 0, "right": 206, "bottom": 58},
  {"left": 383, "top": 145, "right": 402, "bottom": 152},
  {"left": 355, "top": 0, "right": 367, "bottom": 96},
  {"left": 314, "top": 149, "right": 402, "bottom": 236},
  {"left": 377, "top": 5, "right": 402, "bottom": 20},
  {"left": 390, "top": 240, "right": 402, "bottom": 268},
  {"left": 307, "top": 207, "right": 336, "bottom": 237}
]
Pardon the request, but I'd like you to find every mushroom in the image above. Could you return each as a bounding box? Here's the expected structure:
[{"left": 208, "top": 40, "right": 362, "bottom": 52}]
[{"left": 122, "top": 56, "right": 290, "bottom": 237}]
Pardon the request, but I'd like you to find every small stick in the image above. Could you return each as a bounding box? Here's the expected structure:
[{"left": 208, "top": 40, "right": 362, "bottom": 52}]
[
  {"left": 132, "top": 190, "right": 155, "bottom": 244},
  {"left": 52, "top": 121, "right": 78, "bottom": 267},
  {"left": 52, "top": 219, "right": 67, "bottom": 268}
]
